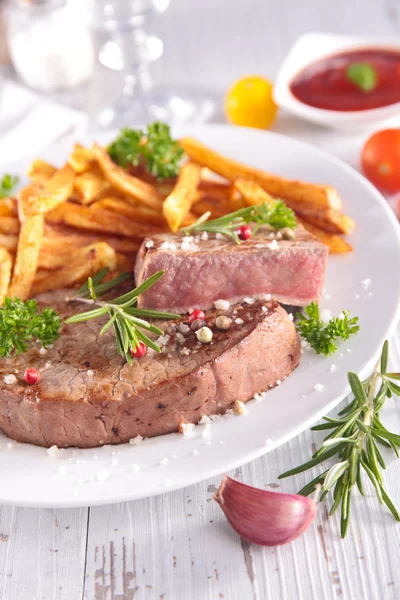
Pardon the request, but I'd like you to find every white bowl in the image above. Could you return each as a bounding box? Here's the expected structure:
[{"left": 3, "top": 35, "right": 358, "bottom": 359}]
[{"left": 274, "top": 32, "right": 400, "bottom": 130}]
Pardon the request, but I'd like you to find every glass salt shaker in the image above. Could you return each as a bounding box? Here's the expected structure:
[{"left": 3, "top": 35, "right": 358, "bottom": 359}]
[{"left": 6, "top": 0, "right": 94, "bottom": 93}]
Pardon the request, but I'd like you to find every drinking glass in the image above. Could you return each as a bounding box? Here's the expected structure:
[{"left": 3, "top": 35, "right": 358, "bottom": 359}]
[{"left": 90, "top": 0, "right": 216, "bottom": 128}]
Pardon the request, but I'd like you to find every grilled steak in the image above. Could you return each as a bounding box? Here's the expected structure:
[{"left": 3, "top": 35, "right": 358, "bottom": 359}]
[
  {"left": 0, "top": 290, "right": 300, "bottom": 448},
  {"left": 135, "top": 224, "right": 328, "bottom": 313}
]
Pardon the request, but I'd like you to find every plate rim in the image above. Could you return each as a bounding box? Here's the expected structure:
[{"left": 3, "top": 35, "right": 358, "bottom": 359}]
[{"left": 1, "top": 123, "right": 400, "bottom": 508}]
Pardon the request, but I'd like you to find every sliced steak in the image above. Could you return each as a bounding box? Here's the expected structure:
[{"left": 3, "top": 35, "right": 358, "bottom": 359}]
[
  {"left": 135, "top": 224, "right": 328, "bottom": 313},
  {"left": 0, "top": 290, "right": 300, "bottom": 448}
]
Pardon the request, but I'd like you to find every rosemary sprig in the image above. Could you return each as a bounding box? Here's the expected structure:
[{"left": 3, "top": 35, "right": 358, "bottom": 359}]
[
  {"left": 181, "top": 200, "right": 296, "bottom": 243},
  {"left": 279, "top": 340, "right": 400, "bottom": 538},
  {"left": 65, "top": 270, "right": 179, "bottom": 364}
]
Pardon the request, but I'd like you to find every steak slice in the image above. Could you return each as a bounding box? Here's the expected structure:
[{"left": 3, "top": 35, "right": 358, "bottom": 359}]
[
  {"left": 0, "top": 290, "right": 300, "bottom": 448},
  {"left": 135, "top": 224, "right": 328, "bottom": 313}
]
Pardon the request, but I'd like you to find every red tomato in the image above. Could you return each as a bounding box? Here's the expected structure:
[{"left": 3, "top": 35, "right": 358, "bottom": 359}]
[{"left": 362, "top": 129, "right": 400, "bottom": 193}]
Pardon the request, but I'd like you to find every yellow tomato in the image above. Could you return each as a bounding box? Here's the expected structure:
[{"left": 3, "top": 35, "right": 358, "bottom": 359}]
[{"left": 224, "top": 76, "right": 278, "bottom": 129}]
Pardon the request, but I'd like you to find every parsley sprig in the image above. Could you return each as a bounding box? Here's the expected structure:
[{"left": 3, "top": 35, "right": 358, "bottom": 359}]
[
  {"left": 0, "top": 298, "right": 61, "bottom": 357},
  {"left": 66, "top": 269, "right": 179, "bottom": 364},
  {"left": 297, "top": 302, "right": 359, "bottom": 356},
  {"left": 0, "top": 174, "right": 19, "bottom": 199},
  {"left": 108, "top": 122, "right": 184, "bottom": 180},
  {"left": 181, "top": 200, "right": 296, "bottom": 244},
  {"left": 279, "top": 341, "right": 400, "bottom": 538}
]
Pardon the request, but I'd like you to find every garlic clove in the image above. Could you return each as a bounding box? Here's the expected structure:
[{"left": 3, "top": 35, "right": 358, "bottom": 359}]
[{"left": 213, "top": 475, "right": 317, "bottom": 546}]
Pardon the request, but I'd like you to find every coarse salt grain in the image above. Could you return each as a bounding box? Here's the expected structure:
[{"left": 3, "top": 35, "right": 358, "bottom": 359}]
[
  {"left": 160, "top": 241, "right": 177, "bottom": 251},
  {"left": 6, "top": 442, "right": 13, "bottom": 449},
  {"left": 39, "top": 347, "right": 47, "bottom": 356},
  {"left": 361, "top": 278, "right": 371, "bottom": 289},
  {"left": 47, "top": 445, "right": 60, "bottom": 457},
  {"left": 330, "top": 365, "right": 337, "bottom": 372},
  {"left": 265, "top": 438, "right": 273, "bottom": 445},
  {"left": 263, "top": 293, "right": 272, "bottom": 301},
  {"left": 176, "top": 332, "right": 185, "bottom": 345},
  {"left": 243, "top": 297, "right": 255, "bottom": 304},
  {"left": 159, "top": 457, "right": 169, "bottom": 466},
  {"left": 288, "top": 313, "right": 294, "bottom": 321},
  {"left": 267, "top": 239, "right": 279, "bottom": 250},
  {"left": 214, "top": 299, "right": 230, "bottom": 310},
  {"left": 181, "top": 423, "right": 195, "bottom": 437},
  {"left": 87, "top": 370, "right": 94, "bottom": 377},
  {"left": 261, "top": 306, "right": 268, "bottom": 313},
  {"left": 96, "top": 471, "right": 110, "bottom": 482},
  {"left": 201, "top": 231, "right": 208, "bottom": 241},
  {"left": 3, "top": 374, "right": 17, "bottom": 385},
  {"left": 156, "top": 334, "right": 170, "bottom": 347},
  {"left": 314, "top": 383, "right": 324, "bottom": 392},
  {"left": 44, "top": 361, "right": 51, "bottom": 369},
  {"left": 253, "top": 393, "right": 263, "bottom": 402},
  {"left": 129, "top": 435, "right": 143, "bottom": 446},
  {"left": 192, "top": 449, "right": 198, "bottom": 456},
  {"left": 144, "top": 240, "right": 154, "bottom": 248},
  {"left": 276, "top": 379, "right": 282, "bottom": 386},
  {"left": 216, "top": 232, "right": 224, "bottom": 240},
  {"left": 178, "top": 323, "right": 190, "bottom": 335},
  {"left": 235, "top": 318, "right": 244, "bottom": 325},
  {"left": 181, "top": 239, "right": 199, "bottom": 252},
  {"left": 180, "top": 347, "right": 191, "bottom": 356},
  {"left": 199, "top": 415, "right": 212, "bottom": 425}
]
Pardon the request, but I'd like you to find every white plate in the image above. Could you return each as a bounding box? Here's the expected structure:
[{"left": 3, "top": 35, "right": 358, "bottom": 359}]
[{"left": 1, "top": 124, "right": 400, "bottom": 508}]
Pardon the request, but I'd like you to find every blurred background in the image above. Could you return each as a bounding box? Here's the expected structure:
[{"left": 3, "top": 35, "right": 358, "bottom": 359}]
[{"left": 0, "top": 0, "right": 399, "bottom": 125}]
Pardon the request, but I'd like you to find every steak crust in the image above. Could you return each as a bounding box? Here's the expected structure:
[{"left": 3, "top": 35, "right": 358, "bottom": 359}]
[{"left": 0, "top": 290, "right": 300, "bottom": 448}]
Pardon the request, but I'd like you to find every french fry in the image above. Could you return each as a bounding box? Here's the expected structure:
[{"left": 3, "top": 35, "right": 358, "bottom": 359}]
[
  {"left": 0, "top": 216, "right": 20, "bottom": 235},
  {"left": 90, "top": 197, "right": 165, "bottom": 225},
  {"left": 0, "top": 198, "right": 18, "bottom": 217},
  {"left": 47, "top": 202, "right": 163, "bottom": 239},
  {"left": 285, "top": 201, "right": 356, "bottom": 235},
  {"left": 8, "top": 215, "right": 44, "bottom": 300},
  {"left": 19, "top": 165, "right": 75, "bottom": 221},
  {"left": 91, "top": 143, "right": 163, "bottom": 210},
  {"left": 163, "top": 162, "right": 202, "bottom": 232},
  {"left": 297, "top": 217, "right": 352, "bottom": 254},
  {"left": 68, "top": 143, "right": 94, "bottom": 174},
  {"left": 234, "top": 178, "right": 275, "bottom": 207},
  {"left": 74, "top": 167, "right": 112, "bottom": 204},
  {"left": 31, "top": 242, "right": 117, "bottom": 296},
  {"left": 0, "top": 247, "right": 12, "bottom": 306},
  {"left": 0, "top": 233, "right": 18, "bottom": 253},
  {"left": 180, "top": 137, "right": 343, "bottom": 210},
  {"left": 42, "top": 224, "right": 142, "bottom": 254},
  {"left": 27, "top": 158, "right": 57, "bottom": 182}
]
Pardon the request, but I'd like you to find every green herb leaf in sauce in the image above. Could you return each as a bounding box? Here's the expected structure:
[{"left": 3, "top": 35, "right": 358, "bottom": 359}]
[{"left": 346, "top": 62, "right": 377, "bottom": 93}]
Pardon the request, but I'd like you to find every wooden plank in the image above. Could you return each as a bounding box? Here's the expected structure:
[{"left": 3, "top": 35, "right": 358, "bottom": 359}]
[{"left": 0, "top": 507, "right": 88, "bottom": 600}]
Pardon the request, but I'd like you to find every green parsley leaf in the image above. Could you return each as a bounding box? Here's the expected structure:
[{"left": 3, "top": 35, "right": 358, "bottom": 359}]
[
  {"left": 346, "top": 62, "right": 377, "bottom": 93},
  {"left": 296, "top": 302, "right": 359, "bottom": 356},
  {"left": 0, "top": 174, "right": 19, "bottom": 199},
  {"left": 250, "top": 200, "right": 297, "bottom": 233},
  {"left": 108, "top": 122, "right": 184, "bottom": 180},
  {"left": 108, "top": 128, "right": 142, "bottom": 170},
  {"left": 0, "top": 298, "right": 61, "bottom": 358}
]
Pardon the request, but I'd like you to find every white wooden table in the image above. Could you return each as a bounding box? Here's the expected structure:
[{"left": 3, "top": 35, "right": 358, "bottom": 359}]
[{"left": 1, "top": 1, "right": 400, "bottom": 598}]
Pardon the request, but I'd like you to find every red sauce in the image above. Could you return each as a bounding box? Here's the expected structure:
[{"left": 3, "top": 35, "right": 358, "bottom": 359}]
[{"left": 290, "top": 48, "right": 400, "bottom": 112}]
